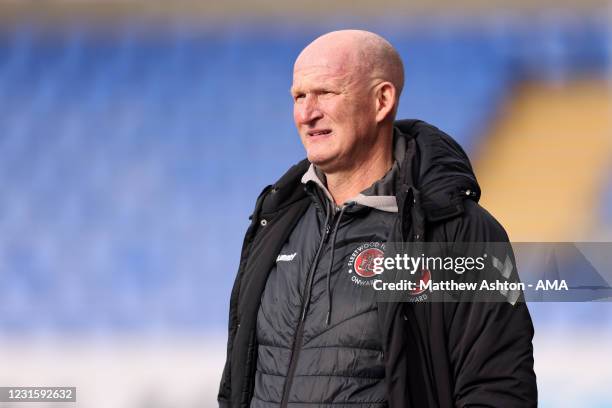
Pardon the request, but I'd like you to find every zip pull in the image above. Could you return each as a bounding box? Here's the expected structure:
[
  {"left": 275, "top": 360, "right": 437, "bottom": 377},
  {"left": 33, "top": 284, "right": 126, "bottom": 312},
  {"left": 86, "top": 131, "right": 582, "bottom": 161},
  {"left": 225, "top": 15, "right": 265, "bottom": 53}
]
[{"left": 324, "top": 201, "right": 352, "bottom": 236}]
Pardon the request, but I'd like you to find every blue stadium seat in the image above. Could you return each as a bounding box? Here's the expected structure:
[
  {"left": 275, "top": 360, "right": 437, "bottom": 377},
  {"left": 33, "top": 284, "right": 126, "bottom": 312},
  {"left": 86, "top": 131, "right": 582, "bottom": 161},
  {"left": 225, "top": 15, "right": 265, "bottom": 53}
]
[{"left": 0, "top": 18, "right": 608, "bottom": 334}]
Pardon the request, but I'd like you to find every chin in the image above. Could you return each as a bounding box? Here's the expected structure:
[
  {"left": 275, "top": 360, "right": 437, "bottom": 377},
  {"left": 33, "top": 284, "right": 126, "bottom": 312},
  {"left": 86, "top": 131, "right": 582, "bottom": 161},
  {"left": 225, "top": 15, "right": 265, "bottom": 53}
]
[
  {"left": 307, "top": 152, "right": 327, "bottom": 164},
  {"left": 307, "top": 154, "right": 341, "bottom": 173},
  {"left": 306, "top": 145, "right": 336, "bottom": 163},
  {"left": 307, "top": 153, "right": 328, "bottom": 166}
]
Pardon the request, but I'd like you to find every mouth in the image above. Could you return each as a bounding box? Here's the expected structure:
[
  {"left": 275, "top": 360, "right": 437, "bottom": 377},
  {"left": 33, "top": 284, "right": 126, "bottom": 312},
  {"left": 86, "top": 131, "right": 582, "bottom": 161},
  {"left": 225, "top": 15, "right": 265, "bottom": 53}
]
[{"left": 307, "top": 129, "right": 332, "bottom": 137}]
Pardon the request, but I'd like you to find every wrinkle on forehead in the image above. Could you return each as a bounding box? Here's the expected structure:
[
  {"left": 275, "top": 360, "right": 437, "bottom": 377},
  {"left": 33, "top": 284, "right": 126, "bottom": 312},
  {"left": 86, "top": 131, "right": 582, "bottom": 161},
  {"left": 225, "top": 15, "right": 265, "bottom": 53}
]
[
  {"left": 293, "top": 30, "right": 404, "bottom": 96},
  {"left": 291, "top": 63, "right": 353, "bottom": 94},
  {"left": 295, "top": 39, "right": 362, "bottom": 81}
]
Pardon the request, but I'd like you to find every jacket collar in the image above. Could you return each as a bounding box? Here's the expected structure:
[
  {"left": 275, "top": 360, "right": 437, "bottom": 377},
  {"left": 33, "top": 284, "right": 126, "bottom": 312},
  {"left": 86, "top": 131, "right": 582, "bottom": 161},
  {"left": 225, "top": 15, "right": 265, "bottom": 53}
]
[
  {"left": 262, "top": 119, "right": 480, "bottom": 223},
  {"left": 299, "top": 130, "right": 411, "bottom": 213},
  {"left": 394, "top": 119, "right": 480, "bottom": 222}
]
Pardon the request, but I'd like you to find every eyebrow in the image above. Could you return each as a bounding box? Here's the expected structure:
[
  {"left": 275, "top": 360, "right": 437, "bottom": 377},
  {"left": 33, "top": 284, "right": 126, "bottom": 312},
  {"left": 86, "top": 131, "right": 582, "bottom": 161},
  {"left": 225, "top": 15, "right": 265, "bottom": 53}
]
[{"left": 289, "top": 85, "right": 339, "bottom": 96}]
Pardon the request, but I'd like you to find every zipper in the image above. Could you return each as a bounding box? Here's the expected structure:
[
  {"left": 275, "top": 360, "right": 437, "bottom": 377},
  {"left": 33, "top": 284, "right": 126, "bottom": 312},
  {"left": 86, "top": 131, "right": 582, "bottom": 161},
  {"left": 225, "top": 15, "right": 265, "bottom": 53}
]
[{"left": 279, "top": 211, "right": 337, "bottom": 407}]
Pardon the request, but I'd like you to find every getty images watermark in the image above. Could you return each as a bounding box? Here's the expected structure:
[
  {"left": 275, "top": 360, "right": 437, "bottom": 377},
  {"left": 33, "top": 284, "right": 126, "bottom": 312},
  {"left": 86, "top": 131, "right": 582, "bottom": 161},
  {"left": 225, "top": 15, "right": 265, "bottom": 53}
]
[{"left": 347, "top": 242, "right": 612, "bottom": 303}]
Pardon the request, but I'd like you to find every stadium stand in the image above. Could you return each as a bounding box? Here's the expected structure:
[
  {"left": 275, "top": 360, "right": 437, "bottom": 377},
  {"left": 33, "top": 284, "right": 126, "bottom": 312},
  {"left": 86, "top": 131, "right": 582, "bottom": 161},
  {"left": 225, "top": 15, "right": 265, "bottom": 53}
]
[
  {"left": 475, "top": 80, "right": 612, "bottom": 241},
  {"left": 0, "top": 17, "right": 610, "bottom": 335}
]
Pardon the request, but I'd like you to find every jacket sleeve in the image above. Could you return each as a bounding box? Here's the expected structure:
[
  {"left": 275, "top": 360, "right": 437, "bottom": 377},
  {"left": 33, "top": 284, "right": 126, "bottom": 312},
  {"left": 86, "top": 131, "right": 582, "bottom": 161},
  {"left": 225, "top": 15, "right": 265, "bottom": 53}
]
[
  {"left": 218, "top": 185, "right": 273, "bottom": 408},
  {"left": 218, "top": 357, "right": 231, "bottom": 407},
  {"left": 217, "top": 271, "right": 241, "bottom": 408},
  {"left": 218, "top": 230, "right": 253, "bottom": 408},
  {"left": 218, "top": 218, "right": 255, "bottom": 408},
  {"left": 442, "top": 200, "right": 537, "bottom": 407}
]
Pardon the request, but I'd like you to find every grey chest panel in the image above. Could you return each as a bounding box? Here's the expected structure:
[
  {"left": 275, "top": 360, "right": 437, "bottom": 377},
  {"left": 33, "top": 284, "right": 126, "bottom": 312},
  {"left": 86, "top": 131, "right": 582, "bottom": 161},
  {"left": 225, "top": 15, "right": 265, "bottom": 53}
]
[{"left": 252, "top": 203, "right": 396, "bottom": 407}]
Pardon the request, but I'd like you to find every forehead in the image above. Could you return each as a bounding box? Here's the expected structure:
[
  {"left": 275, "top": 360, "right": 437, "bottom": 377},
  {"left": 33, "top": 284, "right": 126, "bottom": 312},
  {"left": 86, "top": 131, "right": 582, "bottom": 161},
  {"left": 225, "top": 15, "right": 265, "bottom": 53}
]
[
  {"left": 292, "top": 58, "right": 362, "bottom": 94},
  {"left": 293, "top": 43, "right": 359, "bottom": 83},
  {"left": 293, "top": 63, "right": 347, "bottom": 86}
]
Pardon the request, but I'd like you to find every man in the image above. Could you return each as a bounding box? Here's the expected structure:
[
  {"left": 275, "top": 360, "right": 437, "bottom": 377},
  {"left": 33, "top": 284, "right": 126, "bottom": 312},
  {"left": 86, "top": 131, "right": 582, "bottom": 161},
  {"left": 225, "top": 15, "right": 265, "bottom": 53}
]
[{"left": 218, "top": 30, "right": 537, "bottom": 407}]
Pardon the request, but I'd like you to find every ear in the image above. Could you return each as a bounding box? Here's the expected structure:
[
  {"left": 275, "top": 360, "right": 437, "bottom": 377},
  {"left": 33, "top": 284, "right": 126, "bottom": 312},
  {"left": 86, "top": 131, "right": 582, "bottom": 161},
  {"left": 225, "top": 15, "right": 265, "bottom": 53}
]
[{"left": 374, "top": 82, "right": 397, "bottom": 123}]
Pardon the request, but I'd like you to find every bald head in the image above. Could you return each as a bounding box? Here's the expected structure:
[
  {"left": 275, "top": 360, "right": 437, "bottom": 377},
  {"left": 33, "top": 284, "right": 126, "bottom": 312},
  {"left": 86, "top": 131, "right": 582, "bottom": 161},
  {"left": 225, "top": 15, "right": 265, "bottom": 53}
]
[{"left": 294, "top": 30, "right": 404, "bottom": 102}]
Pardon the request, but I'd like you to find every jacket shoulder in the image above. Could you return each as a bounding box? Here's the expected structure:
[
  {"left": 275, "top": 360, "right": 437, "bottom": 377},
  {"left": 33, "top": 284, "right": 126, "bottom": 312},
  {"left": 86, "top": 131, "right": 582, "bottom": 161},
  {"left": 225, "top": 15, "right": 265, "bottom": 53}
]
[{"left": 433, "top": 199, "right": 510, "bottom": 243}]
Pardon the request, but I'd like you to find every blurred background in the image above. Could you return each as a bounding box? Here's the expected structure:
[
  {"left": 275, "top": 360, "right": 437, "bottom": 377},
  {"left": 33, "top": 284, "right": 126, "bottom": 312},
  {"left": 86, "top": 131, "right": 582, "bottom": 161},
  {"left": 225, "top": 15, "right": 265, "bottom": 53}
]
[{"left": 0, "top": 1, "right": 611, "bottom": 407}]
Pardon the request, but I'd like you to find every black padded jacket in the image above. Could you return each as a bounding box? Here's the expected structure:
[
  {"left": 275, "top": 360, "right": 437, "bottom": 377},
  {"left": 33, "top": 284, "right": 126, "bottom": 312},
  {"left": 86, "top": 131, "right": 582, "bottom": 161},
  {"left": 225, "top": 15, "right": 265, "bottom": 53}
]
[{"left": 218, "top": 119, "right": 537, "bottom": 408}]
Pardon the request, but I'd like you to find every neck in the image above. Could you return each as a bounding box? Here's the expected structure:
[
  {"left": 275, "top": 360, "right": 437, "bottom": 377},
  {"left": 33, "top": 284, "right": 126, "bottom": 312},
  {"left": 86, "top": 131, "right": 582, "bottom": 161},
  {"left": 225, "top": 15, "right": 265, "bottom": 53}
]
[{"left": 325, "top": 127, "right": 394, "bottom": 206}]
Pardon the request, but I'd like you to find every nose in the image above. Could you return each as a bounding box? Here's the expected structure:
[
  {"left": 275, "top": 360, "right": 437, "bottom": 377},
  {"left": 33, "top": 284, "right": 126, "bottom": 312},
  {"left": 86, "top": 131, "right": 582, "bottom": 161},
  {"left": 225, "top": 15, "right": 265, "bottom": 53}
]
[{"left": 294, "top": 94, "right": 323, "bottom": 125}]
